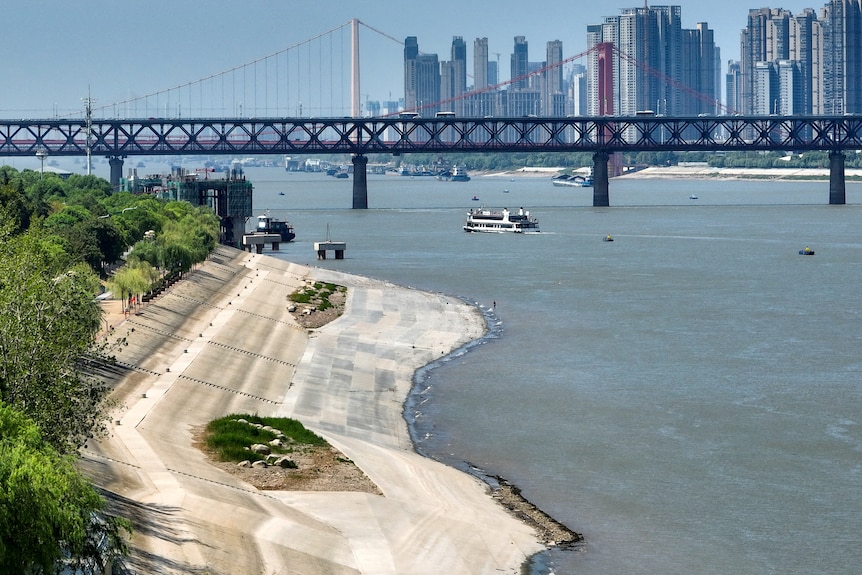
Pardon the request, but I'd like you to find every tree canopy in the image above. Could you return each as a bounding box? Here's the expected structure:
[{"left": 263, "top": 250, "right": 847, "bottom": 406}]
[
  {"left": 0, "top": 164, "right": 222, "bottom": 573},
  {"left": 0, "top": 229, "right": 111, "bottom": 454},
  {"left": 0, "top": 401, "right": 129, "bottom": 574}
]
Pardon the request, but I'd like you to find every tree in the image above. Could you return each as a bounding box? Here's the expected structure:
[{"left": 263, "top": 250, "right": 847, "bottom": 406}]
[
  {"left": 0, "top": 229, "right": 114, "bottom": 454},
  {"left": 0, "top": 401, "right": 129, "bottom": 573},
  {"left": 108, "top": 260, "right": 158, "bottom": 307}
]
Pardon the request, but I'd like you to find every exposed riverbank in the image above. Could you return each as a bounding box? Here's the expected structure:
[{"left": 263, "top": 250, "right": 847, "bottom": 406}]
[{"left": 88, "top": 246, "right": 562, "bottom": 574}]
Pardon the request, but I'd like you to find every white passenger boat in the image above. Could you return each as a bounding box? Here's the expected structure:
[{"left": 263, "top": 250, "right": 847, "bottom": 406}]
[{"left": 463, "top": 207, "right": 540, "bottom": 233}]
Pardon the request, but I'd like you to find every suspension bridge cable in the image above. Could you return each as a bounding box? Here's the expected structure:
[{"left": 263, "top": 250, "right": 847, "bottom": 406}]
[{"left": 87, "top": 20, "right": 354, "bottom": 116}]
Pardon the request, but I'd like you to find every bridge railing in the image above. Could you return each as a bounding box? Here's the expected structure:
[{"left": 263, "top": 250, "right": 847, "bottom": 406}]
[{"left": 2, "top": 115, "right": 861, "bottom": 157}]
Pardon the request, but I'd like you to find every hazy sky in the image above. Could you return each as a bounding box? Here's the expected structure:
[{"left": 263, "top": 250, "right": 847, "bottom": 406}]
[{"left": 3, "top": 0, "right": 820, "bottom": 117}]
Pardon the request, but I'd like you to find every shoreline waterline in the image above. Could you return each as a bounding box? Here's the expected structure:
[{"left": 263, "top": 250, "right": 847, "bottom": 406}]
[
  {"left": 91, "top": 246, "right": 565, "bottom": 574},
  {"left": 404, "top": 298, "right": 583, "bottom": 560}
]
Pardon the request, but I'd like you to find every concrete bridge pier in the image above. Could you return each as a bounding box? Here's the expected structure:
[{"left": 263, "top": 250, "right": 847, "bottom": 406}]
[
  {"left": 352, "top": 155, "right": 368, "bottom": 209},
  {"left": 592, "top": 151, "right": 610, "bottom": 207},
  {"left": 829, "top": 151, "right": 846, "bottom": 205},
  {"left": 109, "top": 156, "right": 124, "bottom": 192}
]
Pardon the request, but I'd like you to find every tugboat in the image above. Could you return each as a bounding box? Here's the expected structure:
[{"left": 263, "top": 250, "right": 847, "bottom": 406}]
[
  {"left": 252, "top": 212, "right": 295, "bottom": 242},
  {"left": 450, "top": 165, "right": 471, "bottom": 182}
]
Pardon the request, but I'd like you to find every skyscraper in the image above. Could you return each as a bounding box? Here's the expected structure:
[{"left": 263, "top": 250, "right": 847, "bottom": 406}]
[
  {"left": 474, "top": 37, "right": 489, "bottom": 91},
  {"left": 726, "top": 60, "right": 742, "bottom": 114},
  {"left": 820, "top": 0, "right": 862, "bottom": 114},
  {"left": 451, "top": 36, "right": 467, "bottom": 115},
  {"left": 740, "top": 1, "right": 862, "bottom": 115},
  {"left": 511, "top": 36, "right": 529, "bottom": 90},
  {"left": 592, "top": 5, "right": 716, "bottom": 116},
  {"left": 545, "top": 40, "right": 565, "bottom": 116},
  {"left": 403, "top": 36, "right": 440, "bottom": 115}
]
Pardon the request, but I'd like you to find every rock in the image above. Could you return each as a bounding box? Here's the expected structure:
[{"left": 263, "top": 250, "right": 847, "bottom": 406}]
[
  {"left": 250, "top": 443, "right": 271, "bottom": 455},
  {"left": 251, "top": 460, "right": 268, "bottom": 468},
  {"left": 269, "top": 438, "right": 284, "bottom": 448},
  {"left": 274, "top": 456, "right": 297, "bottom": 469},
  {"left": 237, "top": 460, "right": 251, "bottom": 468}
]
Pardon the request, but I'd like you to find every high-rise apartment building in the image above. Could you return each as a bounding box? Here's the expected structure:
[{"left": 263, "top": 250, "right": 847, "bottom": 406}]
[
  {"left": 474, "top": 37, "right": 489, "bottom": 91},
  {"left": 741, "top": 1, "right": 862, "bottom": 115},
  {"left": 820, "top": 0, "right": 862, "bottom": 114},
  {"left": 588, "top": 5, "right": 716, "bottom": 116},
  {"left": 403, "top": 36, "right": 440, "bottom": 115},
  {"left": 511, "top": 36, "right": 529, "bottom": 90},
  {"left": 545, "top": 40, "right": 565, "bottom": 116},
  {"left": 451, "top": 36, "right": 467, "bottom": 115},
  {"left": 726, "top": 60, "right": 742, "bottom": 114}
]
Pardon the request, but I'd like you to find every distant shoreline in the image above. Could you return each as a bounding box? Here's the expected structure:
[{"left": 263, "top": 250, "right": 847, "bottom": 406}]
[{"left": 480, "top": 165, "right": 862, "bottom": 181}]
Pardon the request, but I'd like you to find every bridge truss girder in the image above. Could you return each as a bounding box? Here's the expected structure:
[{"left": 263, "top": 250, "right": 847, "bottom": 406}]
[{"left": 2, "top": 116, "right": 861, "bottom": 157}]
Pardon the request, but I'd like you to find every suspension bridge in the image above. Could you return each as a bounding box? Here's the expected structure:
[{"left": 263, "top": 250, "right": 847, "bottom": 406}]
[{"left": 2, "top": 20, "right": 860, "bottom": 208}]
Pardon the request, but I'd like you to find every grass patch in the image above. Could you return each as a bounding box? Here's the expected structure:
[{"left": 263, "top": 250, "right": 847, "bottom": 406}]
[
  {"left": 205, "top": 413, "right": 326, "bottom": 463},
  {"left": 289, "top": 282, "right": 346, "bottom": 310}
]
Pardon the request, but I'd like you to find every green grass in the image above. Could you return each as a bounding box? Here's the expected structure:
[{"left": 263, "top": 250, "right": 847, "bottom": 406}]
[
  {"left": 288, "top": 282, "right": 346, "bottom": 310},
  {"left": 205, "top": 413, "right": 326, "bottom": 463}
]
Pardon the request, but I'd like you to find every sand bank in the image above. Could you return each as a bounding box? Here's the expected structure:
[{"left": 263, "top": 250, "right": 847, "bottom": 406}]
[{"left": 85, "top": 246, "right": 550, "bottom": 575}]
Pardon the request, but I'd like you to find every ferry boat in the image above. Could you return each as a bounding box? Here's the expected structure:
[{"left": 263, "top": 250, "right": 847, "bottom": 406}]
[
  {"left": 552, "top": 174, "right": 593, "bottom": 187},
  {"left": 463, "top": 207, "right": 540, "bottom": 233},
  {"left": 252, "top": 213, "right": 295, "bottom": 242}
]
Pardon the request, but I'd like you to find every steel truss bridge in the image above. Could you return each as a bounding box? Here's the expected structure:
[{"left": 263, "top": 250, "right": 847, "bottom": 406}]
[{"left": 3, "top": 115, "right": 861, "bottom": 206}]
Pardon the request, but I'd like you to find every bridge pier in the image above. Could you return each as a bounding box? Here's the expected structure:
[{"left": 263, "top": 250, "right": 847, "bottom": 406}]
[
  {"left": 109, "top": 156, "right": 124, "bottom": 192},
  {"left": 352, "top": 155, "right": 368, "bottom": 209},
  {"left": 829, "top": 151, "right": 846, "bottom": 205},
  {"left": 592, "top": 151, "right": 610, "bottom": 207}
]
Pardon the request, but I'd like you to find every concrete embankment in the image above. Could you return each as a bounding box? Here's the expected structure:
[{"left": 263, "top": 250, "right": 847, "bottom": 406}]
[{"left": 82, "top": 245, "right": 545, "bottom": 575}]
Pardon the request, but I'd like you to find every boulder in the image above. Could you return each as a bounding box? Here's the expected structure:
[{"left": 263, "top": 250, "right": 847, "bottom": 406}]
[
  {"left": 250, "top": 443, "right": 271, "bottom": 455},
  {"left": 274, "top": 456, "right": 297, "bottom": 469}
]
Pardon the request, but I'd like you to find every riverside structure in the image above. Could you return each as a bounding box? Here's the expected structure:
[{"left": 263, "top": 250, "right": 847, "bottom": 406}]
[{"left": 82, "top": 245, "right": 548, "bottom": 575}]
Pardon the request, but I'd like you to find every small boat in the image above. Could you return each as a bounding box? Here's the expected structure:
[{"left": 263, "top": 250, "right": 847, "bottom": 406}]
[
  {"left": 251, "top": 212, "right": 295, "bottom": 242},
  {"left": 689, "top": 195, "right": 698, "bottom": 199},
  {"left": 472, "top": 195, "right": 480, "bottom": 201},
  {"left": 278, "top": 191, "right": 285, "bottom": 196},
  {"left": 503, "top": 189, "right": 510, "bottom": 193},
  {"left": 603, "top": 234, "right": 614, "bottom": 242},
  {"left": 799, "top": 246, "right": 815, "bottom": 255},
  {"left": 463, "top": 207, "right": 540, "bottom": 233}
]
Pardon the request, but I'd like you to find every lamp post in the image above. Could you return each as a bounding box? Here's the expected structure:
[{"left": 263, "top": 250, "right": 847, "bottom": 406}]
[{"left": 35, "top": 149, "right": 48, "bottom": 179}]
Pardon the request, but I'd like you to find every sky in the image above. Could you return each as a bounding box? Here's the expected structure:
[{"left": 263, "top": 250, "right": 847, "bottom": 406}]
[{"left": 2, "top": 0, "right": 822, "bottom": 118}]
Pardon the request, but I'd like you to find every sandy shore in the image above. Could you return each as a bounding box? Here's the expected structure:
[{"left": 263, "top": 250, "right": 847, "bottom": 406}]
[
  {"left": 86, "top": 246, "right": 551, "bottom": 575},
  {"left": 478, "top": 165, "right": 862, "bottom": 181}
]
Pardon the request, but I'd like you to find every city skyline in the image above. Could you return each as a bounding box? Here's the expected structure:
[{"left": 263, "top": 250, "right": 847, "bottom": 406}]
[{"left": 2, "top": 1, "right": 823, "bottom": 117}]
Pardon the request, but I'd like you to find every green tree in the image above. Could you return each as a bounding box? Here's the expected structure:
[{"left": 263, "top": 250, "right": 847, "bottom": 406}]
[
  {"left": 0, "top": 229, "right": 114, "bottom": 454},
  {"left": 0, "top": 401, "right": 129, "bottom": 573},
  {"left": 108, "top": 260, "right": 158, "bottom": 306}
]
